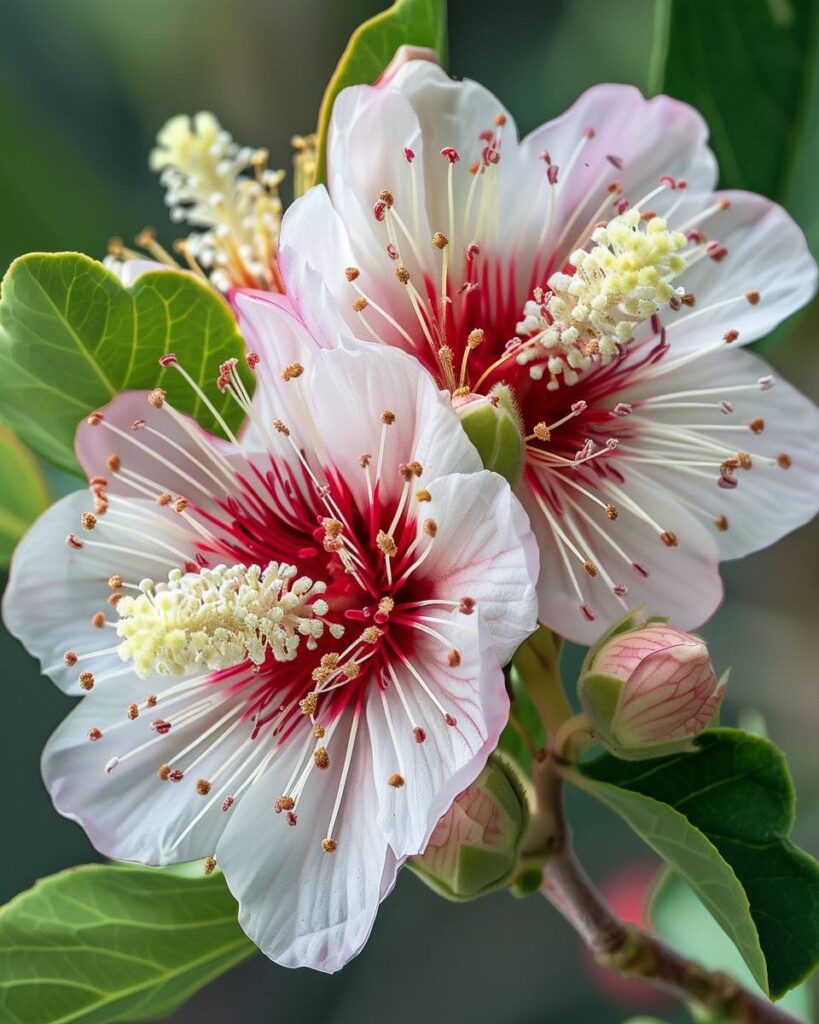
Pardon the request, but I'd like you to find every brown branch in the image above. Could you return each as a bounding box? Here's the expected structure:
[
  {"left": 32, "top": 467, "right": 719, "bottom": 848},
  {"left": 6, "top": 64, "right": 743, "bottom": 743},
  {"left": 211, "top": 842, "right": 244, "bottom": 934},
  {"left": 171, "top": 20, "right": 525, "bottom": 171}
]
[{"left": 533, "top": 752, "right": 801, "bottom": 1024}]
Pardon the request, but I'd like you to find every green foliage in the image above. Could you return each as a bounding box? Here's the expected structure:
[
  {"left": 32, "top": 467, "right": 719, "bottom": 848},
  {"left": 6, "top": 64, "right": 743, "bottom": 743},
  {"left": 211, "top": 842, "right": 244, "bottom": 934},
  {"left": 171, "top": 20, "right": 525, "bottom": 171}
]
[
  {"left": 498, "top": 626, "right": 560, "bottom": 773},
  {"left": 0, "top": 426, "right": 49, "bottom": 566},
  {"left": 313, "top": 0, "right": 448, "bottom": 184},
  {"left": 0, "top": 864, "right": 255, "bottom": 1024},
  {"left": 574, "top": 729, "right": 819, "bottom": 999},
  {"left": 0, "top": 254, "right": 251, "bottom": 475},
  {"left": 651, "top": 872, "right": 813, "bottom": 1022}
]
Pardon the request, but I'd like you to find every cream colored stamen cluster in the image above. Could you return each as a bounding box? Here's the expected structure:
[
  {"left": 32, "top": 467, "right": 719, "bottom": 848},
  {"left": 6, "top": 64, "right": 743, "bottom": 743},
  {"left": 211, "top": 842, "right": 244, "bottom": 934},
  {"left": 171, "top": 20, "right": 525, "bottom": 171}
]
[
  {"left": 116, "top": 562, "right": 342, "bottom": 678},
  {"left": 149, "top": 112, "right": 285, "bottom": 291},
  {"left": 517, "top": 209, "right": 687, "bottom": 389}
]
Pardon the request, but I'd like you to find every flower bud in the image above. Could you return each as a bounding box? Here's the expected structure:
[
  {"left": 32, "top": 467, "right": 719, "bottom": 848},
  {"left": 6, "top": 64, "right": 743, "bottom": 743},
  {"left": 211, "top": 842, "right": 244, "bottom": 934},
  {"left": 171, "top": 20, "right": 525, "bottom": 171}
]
[
  {"left": 578, "top": 616, "right": 727, "bottom": 761},
  {"left": 409, "top": 754, "right": 528, "bottom": 900},
  {"left": 453, "top": 385, "right": 525, "bottom": 487}
]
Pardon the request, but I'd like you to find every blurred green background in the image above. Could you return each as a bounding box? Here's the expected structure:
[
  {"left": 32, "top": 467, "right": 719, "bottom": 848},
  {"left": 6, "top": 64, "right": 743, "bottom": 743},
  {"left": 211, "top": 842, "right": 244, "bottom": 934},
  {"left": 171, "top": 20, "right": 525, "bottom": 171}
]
[{"left": 0, "top": 1, "right": 817, "bottom": 1021}]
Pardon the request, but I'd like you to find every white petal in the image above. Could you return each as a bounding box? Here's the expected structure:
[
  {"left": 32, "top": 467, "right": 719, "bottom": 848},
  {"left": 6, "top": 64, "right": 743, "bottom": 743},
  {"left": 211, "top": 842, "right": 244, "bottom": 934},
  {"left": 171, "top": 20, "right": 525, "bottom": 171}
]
[
  {"left": 418, "top": 470, "right": 539, "bottom": 665},
  {"left": 217, "top": 710, "right": 392, "bottom": 972},
  {"left": 621, "top": 346, "right": 819, "bottom": 559},
  {"left": 103, "top": 258, "right": 170, "bottom": 286},
  {"left": 307, "top": 341, "right": 482, "bottom": 511},
  {"left": 2, "top": 491, "right": 190, "bottom": 694},
  {"left": 521, "top": 467, "right": 723, "bottom": 645},
  {"left": 667, "top": 191, "right": 817, "bottom": 355},
  {"left": 366, "top": 609, "right": 508, "bottom": 859},
  {"left": 41, "top": 670, "right": 252, "bottom": 863}
]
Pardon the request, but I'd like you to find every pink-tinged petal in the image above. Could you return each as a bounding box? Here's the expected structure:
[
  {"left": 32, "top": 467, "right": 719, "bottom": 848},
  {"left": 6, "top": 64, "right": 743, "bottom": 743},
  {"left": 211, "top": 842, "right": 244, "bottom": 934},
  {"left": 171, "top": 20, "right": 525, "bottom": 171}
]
[
  {"left": 40, "top": 670, "right": 249, "bottom": 862},
  {"left": 366, "top": 612, "right": 508, "bottom": 859},
  {"left": 307, "top": 341, "right": 482, "bottom": 511},
  {"left": 375, "top": 45, "right": 439, "bottom": 87},
  {"left": 620, "top": 345, "right": 819, "bottom": 559},
  {"left": 593, "top": 624, "right": 699, "bottom": 680},
  {"left": 420, "top": 470, "right": 539, "bottom": 665},
  {"left": 217, "top": 710, "right": 391, "bottom": 973},
  {"left": 514, "top": 84, "right": 717, "bottom": 285},
  {"left": 520, "top": 469, "right": 723, "bottom": 645},
  {"left": 2, "top": 491, "right": 190, "bottom": 694},
  {"left": 75, "top": 390, "right": 235, "bottom": 504},
  {"left": 665, "top": 191, "right": 817, "bottom": 355}
]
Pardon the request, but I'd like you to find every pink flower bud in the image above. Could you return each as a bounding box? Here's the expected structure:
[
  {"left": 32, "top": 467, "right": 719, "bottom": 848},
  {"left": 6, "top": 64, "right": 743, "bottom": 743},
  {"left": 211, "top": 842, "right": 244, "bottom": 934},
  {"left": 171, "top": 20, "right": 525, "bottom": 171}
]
[{"left": 579, "top": 620, "right": 727, "bottom": 760}]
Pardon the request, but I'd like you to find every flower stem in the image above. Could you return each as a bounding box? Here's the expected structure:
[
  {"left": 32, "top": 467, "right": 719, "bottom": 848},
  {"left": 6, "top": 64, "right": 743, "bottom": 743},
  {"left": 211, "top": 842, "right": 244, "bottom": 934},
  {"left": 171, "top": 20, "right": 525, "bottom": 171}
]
[{"left": 533, "top": 754, "right": 801, "bottom": 1024}]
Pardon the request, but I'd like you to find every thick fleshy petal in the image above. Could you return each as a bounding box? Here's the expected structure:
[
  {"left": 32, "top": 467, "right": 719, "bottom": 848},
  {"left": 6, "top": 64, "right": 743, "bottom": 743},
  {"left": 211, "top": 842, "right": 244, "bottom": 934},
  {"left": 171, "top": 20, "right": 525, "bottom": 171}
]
[
  {"left": 521, "top": 469, "right": 723, "bottom": 645},
  {"left": 620, "top": 346, "right": 819, "bottom": 559},
  {"left": 217, "top": 710, "right": 392, "bottom": 973},
  {"left": 366, "top": 611, "right": 507, "bottom": 859},
  {"left": 41, "top": 671, "right": 250, "bottom": 863},
  {"left": 665, "top": 191, "right": 817, "bottom": 355},
  {"left": 2, "top": 491, "right": 190, "bottom": 694},
  {"left": 420, "top": 470, "right": 538, "bottom": 665}
]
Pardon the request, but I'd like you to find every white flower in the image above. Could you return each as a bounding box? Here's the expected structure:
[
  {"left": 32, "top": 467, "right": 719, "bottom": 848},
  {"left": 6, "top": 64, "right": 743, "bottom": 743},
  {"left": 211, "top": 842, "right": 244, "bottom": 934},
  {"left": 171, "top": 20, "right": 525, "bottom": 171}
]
[
  {"left": 2, "top": 315, "right": 538, "bottom": 972},
  {"left": 275, "top": 59, "right": 819, "bottom": 643}
]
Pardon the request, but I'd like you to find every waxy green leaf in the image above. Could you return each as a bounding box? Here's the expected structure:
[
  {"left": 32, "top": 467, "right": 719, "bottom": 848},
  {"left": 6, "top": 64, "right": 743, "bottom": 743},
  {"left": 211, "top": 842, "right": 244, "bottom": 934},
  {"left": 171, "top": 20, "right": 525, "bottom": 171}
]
[
  {"left": 313, "top": 0, "right": 448, "bottom": 184},
  {"left": 0, "top": 253, "right": 251, "bottom": 475},
  {"left": 0, "top": 864, "right": 255, "bottom": 1024},
  {"left": 574, "top": 729, "right": 819, "bottom": 999},
  {"left": 0, "top": 425, "right": 50, "bottom": 566},
  {"left": 651, "top": 872, "right": 814, "bottom": 1021}
]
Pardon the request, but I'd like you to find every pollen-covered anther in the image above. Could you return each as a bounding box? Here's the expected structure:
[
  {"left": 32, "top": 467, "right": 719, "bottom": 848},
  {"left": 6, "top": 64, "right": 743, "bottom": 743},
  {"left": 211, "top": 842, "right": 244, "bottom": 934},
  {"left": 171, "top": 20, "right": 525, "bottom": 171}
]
[
  {"left": 352, "top": 296, "right": 369, "bottom": 312},
  {"left": 275, "top": 795, "right": 295, "bottom": 813},
  {"left": 660, "top": 531, "right": 678, "bottom": 548},
  {"left": 273, "top": 419, "right": 290, "bottom": 437},
  {"left": 444, "top": 713, "right": 457, "bottom": 727},
  {"left": 168, "top": 768, "right": 184, "bottom": 783},
  {"left": 158, "top": 764, "right": 172, "bottom": 781},
  {"left": 67, "top": 534, "right": 84, "bottom": 550},
  {"left": 415, "top": 488, "right": 431, "bottom": 502},
  {"left": 281, "top": 363, "right": 304, "bottom": 382},
  {"left": 91, "top": 612, "right": 105, "bottom": 628},
  {"left": 413, "top": 727, "right": 426, "bottom": 744},
  {"left": 299, "top": 692, "right": 318, "bottom": 717},
  {"left": 432, "top": 231, "right": 449, "bottom": 250},
  {"left": 323, "top": 518, "right": 344, "bottom": 539},
  {"left": 87, "top": 411, "right": 104, "bottom": 427},
  {"left": 447, "top": 649, "right": 462, "bottom": 667},
  {"left": 715, "top": 514, "right": 729, "bottom": 531},
  {"left": 388, "top": 773, "right": 405, "bottom": 788},
  {"left": 108, "top": 592, "right": 124, "bottom": 607},
  {"left": 81, "top": 512, "right": 97, "bottom": 531},
  {"left": 63, "top": 650, "right": 78, "bottom": 667},
  {"left": 749, "top": 418, "right": 765, "bottom": 434},
  {"left": 88, "top": 728, "right": 103, "bottom": 742},
  {"left": 423, "top": 519, "right": 438, "bottom": 538},
  {"left": 737, "top": 452, "right": 753, "bottom": 470},
  {"left": 79, "top": 671, "right": 95, "bottom": 690},
  {"left": 746, "top": 290, "right": 761, "bottom": 305},
  {"left": 377, "top": 530, "right": 398, "bottom": 557},
  {"left": 777, "top": 453, "right": 792, "bottom": 469},
  {"left": 321, "top": 838, "right": 338, "bottom": 853},
  {"left": 583, "top": 560, "right": 598, "bottom": 578},
  {"left": 147, "top": 388, "right": 166, "bottom": 410},
  {"left": 459, "top": 597, "right": 476, "bottom": 615},
  {"left": 606, "top": 504, "right": 618, "bottom": 521},
  {"left": 108, "top": 574, "right": 123, "bottom": 590},
  {"left": 533, "top": 422, "right": 550, "bottom": 442},
  {"left": 203, "top": 856, "right": 217, "bottom": 875},
  {"left": 157, "top": 492, "right": 172, "bottom": 506},
  {"left": 378, "top": 189, "right": 394, "bottom": 207},
  {"left": 313, "top": 724, "right": 325, "bottom": 739},
  {"left": 345, "top": 266, "right": 360, "bottom": 281},
  {"left": 172, "top": 498, "right": 188, "bottom": 514},
  {"left": 127, "top": 703, "right": 139, "bottom": 721},
  {"left": 381, "top": 410, "right": 396, "bottom": 425},
  {"left": 360, "top": 626, "right": 383, "bottom": 645},
  {"left": 341, "top": 660, "right": 360, "bottom": 680},
  {"left": 196, "top": 779, "right": 212, "bottom": 796},
  {"left": 724, "top": 329, "right": 740, "bottom": 343},
  {"left": 313, "top": 747, "right": 330, "bottom": 770},
  {"left": 378, "top": 596, "right": 395, "bottom": 617}
]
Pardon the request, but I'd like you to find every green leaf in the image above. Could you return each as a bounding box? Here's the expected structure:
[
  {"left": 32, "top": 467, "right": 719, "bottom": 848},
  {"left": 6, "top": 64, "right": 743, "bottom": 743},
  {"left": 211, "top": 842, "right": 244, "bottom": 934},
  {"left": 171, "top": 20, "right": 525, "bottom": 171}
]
[
  {"left": 0, "top": 424, "right": 50, "bottom": 566},
  {"left": 573, "top": 728, "right": 819, "bottom": 999},
  {"left": 0, "top": 253, "right": 251, "bottom": 475},
  {"left": 0, "top": 864, "right": 256, "bottom": 1024},
  {"left": 650, "top": 872, "right": 813, "bottom": 1022},
  {"left": 313, "top": 0, "right": 448, "bottom": 184},
  {"left": 649, "top": 0, "right": 819, "bottom": 201}
]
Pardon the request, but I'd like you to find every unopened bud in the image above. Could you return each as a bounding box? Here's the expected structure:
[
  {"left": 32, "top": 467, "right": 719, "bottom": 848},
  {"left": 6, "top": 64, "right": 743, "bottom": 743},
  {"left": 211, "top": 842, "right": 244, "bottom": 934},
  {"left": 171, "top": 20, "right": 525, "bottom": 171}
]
[
  {"left": 409, "top": 755, "right": 528, "bottom": 900},
  {"left": 578, "top": 613, "right": 727, "bottom": 760},
  {"left": 452, "top": 384, "right": 525, "bottom": 487}
]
